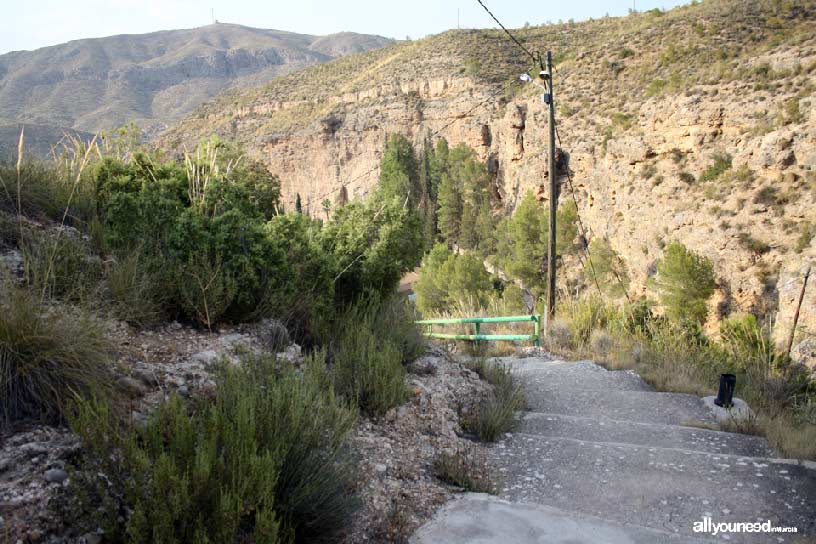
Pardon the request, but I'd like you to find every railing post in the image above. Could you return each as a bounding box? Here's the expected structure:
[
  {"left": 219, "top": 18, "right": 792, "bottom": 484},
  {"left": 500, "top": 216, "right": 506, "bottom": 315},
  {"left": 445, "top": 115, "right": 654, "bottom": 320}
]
[
  {"left": 475, "top": 322, "right": 481, "bottom": 349},
  {"left": 534, "top": 315, "right": 541, "bottom": 347}
]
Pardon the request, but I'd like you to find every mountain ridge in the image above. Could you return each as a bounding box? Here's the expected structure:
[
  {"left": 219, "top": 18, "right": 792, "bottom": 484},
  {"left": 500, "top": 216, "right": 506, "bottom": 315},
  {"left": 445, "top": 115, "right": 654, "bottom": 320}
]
[{"left": 0, "top": 23, "right": 392, "bottom": 155}]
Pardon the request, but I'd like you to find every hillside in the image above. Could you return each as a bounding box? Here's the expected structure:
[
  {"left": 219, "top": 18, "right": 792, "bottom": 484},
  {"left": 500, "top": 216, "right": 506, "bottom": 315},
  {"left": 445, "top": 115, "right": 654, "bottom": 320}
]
[
  {"left": 162, "top": 0, "right": 816, "bottom": 362},
  {"left": 0, "top": 24, "right": 392, "bottom": 151}
]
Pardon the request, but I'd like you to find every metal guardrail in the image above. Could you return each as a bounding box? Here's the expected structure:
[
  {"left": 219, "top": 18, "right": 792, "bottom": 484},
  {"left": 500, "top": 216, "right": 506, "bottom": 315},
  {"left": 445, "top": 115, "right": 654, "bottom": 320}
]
[{"left": 415, "top": 315, "right": 541, "bottom": 346}]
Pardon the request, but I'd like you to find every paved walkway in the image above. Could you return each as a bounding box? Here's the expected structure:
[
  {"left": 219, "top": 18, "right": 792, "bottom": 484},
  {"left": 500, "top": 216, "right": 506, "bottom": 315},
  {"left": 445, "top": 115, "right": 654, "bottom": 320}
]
[{"left": 413, "top": 358, "right": 816, "bottom": 543}]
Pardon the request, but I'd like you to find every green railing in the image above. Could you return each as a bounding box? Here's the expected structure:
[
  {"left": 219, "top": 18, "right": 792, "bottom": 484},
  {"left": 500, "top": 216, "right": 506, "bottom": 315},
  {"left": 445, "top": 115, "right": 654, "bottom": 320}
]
[{"left": 415, "top": 315, "right": 541, "bottom": 346}]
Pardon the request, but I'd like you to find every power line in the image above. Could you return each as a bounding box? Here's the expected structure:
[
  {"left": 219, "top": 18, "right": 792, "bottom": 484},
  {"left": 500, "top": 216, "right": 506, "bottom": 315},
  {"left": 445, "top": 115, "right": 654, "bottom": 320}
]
[{"left": 474, "top": 0, "right": 540, "bottom": 66}]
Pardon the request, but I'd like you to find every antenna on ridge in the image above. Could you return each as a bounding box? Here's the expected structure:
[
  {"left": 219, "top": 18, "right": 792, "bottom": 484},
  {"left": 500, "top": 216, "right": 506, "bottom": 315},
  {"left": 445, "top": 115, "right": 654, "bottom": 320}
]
[{"left": 211, "top": 8, "right": 215, "bottom": 24}]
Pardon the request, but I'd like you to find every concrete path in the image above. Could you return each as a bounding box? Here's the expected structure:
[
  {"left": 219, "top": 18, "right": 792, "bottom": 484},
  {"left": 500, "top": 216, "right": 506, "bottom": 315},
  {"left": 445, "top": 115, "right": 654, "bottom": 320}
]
[{"left": 413, "top": 358, "right": 816, "bottom": 543}]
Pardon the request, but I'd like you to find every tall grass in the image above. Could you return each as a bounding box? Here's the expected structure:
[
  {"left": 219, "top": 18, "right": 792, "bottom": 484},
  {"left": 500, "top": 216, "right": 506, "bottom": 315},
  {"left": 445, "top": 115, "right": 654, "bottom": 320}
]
[
  {"left": 465, "top": 359, "right": 526, "bottom": 442},
  {"left": 0, "top": 283, "right": 115, "bottom": 429}
]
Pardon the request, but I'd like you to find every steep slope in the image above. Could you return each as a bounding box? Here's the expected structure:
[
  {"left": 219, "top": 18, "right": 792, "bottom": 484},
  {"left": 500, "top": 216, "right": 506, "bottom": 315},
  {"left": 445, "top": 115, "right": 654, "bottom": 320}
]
[
  {"left": 162, "top": 0, "right": 816, "bottom": 361},
  {"left": 0, "top": 24, "right": 392, "bottom": 141}
]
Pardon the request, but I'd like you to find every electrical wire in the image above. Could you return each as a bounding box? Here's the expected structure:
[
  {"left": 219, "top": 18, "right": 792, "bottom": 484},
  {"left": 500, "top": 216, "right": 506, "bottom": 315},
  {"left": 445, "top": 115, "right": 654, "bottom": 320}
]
[{"left": 474, "top": 0, "right": 541, "bottom": 67}]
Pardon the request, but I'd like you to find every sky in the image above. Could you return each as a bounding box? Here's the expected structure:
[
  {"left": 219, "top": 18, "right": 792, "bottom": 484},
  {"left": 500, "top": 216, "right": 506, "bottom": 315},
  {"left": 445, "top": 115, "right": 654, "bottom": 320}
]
[{"left": 0, "top": 0, "right": 689, "bottom": 55}]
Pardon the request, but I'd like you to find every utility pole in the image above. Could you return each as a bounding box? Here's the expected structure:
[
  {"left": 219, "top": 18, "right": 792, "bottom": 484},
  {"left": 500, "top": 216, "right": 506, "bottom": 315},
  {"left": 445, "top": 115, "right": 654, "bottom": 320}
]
[{"left": 546, "top": 51, "right": 557, "bottom": 327}]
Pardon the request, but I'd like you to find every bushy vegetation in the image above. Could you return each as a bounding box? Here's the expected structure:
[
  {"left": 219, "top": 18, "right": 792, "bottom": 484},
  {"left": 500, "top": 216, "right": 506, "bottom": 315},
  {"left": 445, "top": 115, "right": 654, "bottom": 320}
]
[
  {"left": 652, "top": 242, "right": 716, "bottom": 324},
  {"left": 698, "top": 152, "right": 732, "bottom": 182},
  {"left": 464, "top": 359, "right": 526, "bottom": 442},
  {"left": 68, "top": 353, "right": 358, "bottom": 543},
  {"left": 332, "top": 297, "right": 422, "bottom": 416},
  {"left": 551, "top": 292, "right": 816, "bottom": 459},
  {"left": 0, "top": 283, "right": 115, "bottom": 428},
  {"left": 433, "top": 450, "right": 496, "bottom": 493}
]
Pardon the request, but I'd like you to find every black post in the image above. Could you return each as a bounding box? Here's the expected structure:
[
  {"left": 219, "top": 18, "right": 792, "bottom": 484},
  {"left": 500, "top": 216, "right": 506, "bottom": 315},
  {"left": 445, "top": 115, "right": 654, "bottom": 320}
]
[{"left": 714, "top": 374, "right": 736, "bottom": 408}]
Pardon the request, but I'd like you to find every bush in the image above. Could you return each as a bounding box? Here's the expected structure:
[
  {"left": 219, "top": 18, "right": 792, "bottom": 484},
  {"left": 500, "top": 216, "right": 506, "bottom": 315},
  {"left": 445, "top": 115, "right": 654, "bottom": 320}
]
[
  {"left": 653, "top": 242, "right": 716, "bottom": 324},
  {"left": 332, "top": 298, "right": 422, "bottom": 416},
  {"left": 105, "top": 249, "right": 170, "bottom": 326},
  {"left": 698, "top": 152, "right": 732, "bottom": 182},
  {"left": 590, "top": 329, "right": 614, "bottom": 358},
  {"left": 467, "top": 361, "right": 525, "bottom": 442},
  {"left": 433, "top": 450, "right": 496, "bottom": 493},
  {"left": 0, "top": 284, "right": 115, "bottom": 429},
  {"left": 414, "top": 244, "right": 494, "bottom": 315},
  {"left": 548, "top": 319, "right": 574, "bottom": 350},
  {"left": 68, "top": 353, "right": 358, "bottom": 543}
]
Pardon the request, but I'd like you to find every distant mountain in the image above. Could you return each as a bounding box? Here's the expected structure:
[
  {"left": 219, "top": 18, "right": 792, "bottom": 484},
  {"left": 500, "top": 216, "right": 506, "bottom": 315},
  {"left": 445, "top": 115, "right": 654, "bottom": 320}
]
[{"left": 0, "top": 24, "right": 392, "bottom": 155}]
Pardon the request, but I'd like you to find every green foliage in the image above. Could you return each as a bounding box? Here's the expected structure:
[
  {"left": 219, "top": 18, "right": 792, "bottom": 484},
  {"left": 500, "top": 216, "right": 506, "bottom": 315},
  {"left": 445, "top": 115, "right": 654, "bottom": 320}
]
[
  {"left": 332, "top": 299, "right": 420, "bottom": 416},
  {"left": 20, "top": 230, "right": 102, "bottom": 303},
  {"left": 0, "top": 284, "right": 115, "bottom": 429},
  {"left": 653, "top": 242, "right": 716, "bottom": 324},
  {"left": 794, "top": 222, "right": 813, "bottom": 253},
  {"left": 322, "top": 197, "right": 424, "bottom": 306},
  {"left": 433, "top": 451, "right": 496, "bottom": 493},
  {"left": 435, "top": 143, "right": 496, "bottom": 254},
  {"left": 587, "top": 238, "right": 630, "bottom": 298},
  {"left": 414, "top": 244, "right": 494, "bottom": 315},
  {"left": 465, "top": 360, "right": 526, "bottom": 442},
  {"left": 377, "top": 134, "right": 420, "bottom": 207},
  {"left": 68, "top": 353, "right": 358, "bottom": 543},
  {"left": 105, "top": 249, "right": 170, "bottom": 327},
  {"left": 698, "top": 152, "right": 732, "bottom": 182},
  {"left": 495, "top": 191, "right": 577, "bottom": 293}
]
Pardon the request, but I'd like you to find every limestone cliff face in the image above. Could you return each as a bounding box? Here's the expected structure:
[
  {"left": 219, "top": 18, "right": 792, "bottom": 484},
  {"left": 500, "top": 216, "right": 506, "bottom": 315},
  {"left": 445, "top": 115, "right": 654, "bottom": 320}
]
[{"left": 163, "top": 1, "right": 816, "bottom": 364}]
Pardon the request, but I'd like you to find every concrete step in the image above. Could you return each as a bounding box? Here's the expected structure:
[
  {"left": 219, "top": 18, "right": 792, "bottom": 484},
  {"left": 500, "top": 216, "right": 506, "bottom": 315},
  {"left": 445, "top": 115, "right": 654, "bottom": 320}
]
[
  {"left": 521, "top": 386, "right": 718, "bottom": 426},
  {"left": 488, "top": 433, "right": 816, "bottom": 542},
  {"left": 518, "top": 412, "right": 776, "bottom": 458},
  {"left": 411, "top": 494, "right": 718, "bottom": 544},
  {"left": 499, "top": 358, "right": 654, "bottom": 393}
]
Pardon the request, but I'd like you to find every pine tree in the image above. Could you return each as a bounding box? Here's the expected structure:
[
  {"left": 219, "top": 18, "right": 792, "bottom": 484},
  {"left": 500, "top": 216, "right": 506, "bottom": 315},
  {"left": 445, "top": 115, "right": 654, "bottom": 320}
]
[
  {"left": 295, "top": 193, "right": 302, "bottom": 214},
  {"left": 377, "top": 134, "right": 419, "bottom": 206},
  {"left": 653, "top": 242, "right": 716, "bottom": 324}
]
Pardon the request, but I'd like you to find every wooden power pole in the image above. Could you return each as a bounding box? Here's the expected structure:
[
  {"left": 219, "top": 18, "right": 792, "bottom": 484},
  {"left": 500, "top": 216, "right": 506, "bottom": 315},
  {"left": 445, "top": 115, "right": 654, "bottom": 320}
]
[{"left": 546, "top": 51, "right": 557, "bottom": 326}]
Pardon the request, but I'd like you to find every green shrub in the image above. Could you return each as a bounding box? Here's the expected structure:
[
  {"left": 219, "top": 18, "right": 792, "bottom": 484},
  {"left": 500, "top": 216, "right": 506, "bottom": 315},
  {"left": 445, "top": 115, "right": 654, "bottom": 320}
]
[
  {"left": 736, "top": 231, "right": 771, "bottom": 254},
  {"left": 414, "top": 244, "right": 494, "bottom": 315},
  {"left": 68, "top": 353, "right": 358, "bottom": 543},
  {"left": 105, "top": 249, "right": 170, "bottom": 327},
  {"left": 587, "top": 239, "right": 630, "bottom": 298},
  {"left": 794, "top": 222, "right": 813, "bottom": 253},
  {"left": 433, "top": 450, "right": 496, "bottom": 493},
  {"left": 467, "top": 361, "right": 525, "bottom": 442},
  {"left": 332, "top": 298, "right": 422, "bottom": 416},
  {"left": 698, "top": 153, "right": 732, "bottom": 183},
  {"left": 321, "top": 196, "right": 424, "bottom": 306},
  {"left": 558, "top": 295, "right": 621, "bottom": 345},
  {"left": 0, "top": 284, "right": 115, "bottom": 428},
  {"left": 653, "top": 242, "right": 716, "bottom": 324}
]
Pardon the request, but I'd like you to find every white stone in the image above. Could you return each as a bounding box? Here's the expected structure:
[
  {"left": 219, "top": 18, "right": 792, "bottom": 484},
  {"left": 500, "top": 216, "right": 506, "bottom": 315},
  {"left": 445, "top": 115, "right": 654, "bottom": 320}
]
[{"left": 702, "top": 396, "right": 755, "bottom": 424}]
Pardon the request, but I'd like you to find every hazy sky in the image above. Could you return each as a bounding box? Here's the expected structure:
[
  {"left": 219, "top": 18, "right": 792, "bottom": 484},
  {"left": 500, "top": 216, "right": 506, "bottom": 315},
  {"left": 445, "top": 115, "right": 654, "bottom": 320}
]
[{"left": 1, "top": 0, "right": 688, "bottom": 55}]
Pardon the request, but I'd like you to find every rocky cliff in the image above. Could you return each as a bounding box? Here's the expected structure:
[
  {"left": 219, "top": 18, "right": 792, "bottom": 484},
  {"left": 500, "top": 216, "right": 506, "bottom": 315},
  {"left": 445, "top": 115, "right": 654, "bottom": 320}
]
[{"left": 162, "top": 0, "right": 816, "bottom": 364}]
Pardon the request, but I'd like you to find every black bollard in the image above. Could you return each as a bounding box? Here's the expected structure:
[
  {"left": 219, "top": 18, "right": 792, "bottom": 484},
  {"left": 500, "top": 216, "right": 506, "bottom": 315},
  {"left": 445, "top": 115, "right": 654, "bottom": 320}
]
[{"left": 714, "top": 374, "right": 736, "bottom": 408}]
